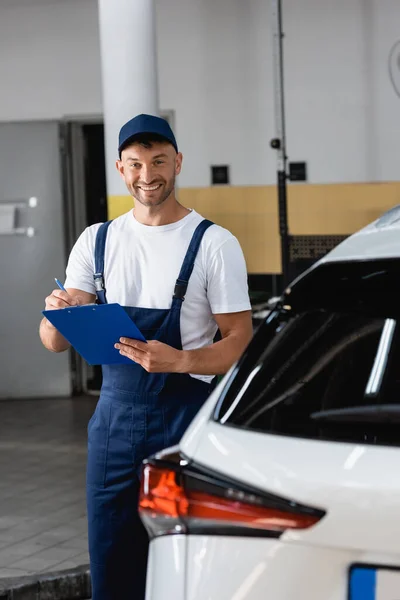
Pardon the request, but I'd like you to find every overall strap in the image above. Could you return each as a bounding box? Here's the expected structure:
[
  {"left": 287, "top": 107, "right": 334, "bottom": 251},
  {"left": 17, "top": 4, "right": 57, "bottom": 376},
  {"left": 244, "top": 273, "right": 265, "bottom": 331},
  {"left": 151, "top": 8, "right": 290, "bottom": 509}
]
[
  {"left": 173, "top": 219, "right": 214, "bottom": 302},
  {"left": 94, "top": 220, "right": 113, "bottom": 304}
]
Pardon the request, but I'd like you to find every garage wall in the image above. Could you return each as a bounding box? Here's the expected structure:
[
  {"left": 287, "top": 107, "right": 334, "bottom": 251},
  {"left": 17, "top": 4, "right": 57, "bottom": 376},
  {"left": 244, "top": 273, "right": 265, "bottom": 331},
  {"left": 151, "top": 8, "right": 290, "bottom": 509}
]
[
  {"left": 1, "top": 0, "right": 399, "bottom": 187},
  {"left": 284, "top": 0, "right": 400, "bottom": 185},
  {"left": 0, "top": 0, "right": 102, "bottom": 121},
  {"left": 156, "top": 0, "right": 399, "bottom": 187},
  {"left": 155, "top": 0, "right": 275, "bottom": 188}
]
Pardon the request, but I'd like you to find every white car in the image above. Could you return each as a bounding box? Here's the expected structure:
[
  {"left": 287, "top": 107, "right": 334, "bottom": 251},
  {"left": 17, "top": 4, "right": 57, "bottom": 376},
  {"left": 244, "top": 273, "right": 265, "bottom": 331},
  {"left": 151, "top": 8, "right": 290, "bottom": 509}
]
[{"left": 140, "top": 208, "right": 400, "bottom": 600}]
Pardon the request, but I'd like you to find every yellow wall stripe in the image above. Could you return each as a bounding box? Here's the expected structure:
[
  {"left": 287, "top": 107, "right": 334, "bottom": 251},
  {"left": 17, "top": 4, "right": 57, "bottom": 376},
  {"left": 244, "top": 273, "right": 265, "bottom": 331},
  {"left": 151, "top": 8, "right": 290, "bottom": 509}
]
[
  {"left": 287, "top": 182, "right": 400, "bottom": 235},
  {"left": 108, "top": 181, "right": 400, "bottom": 273},
  {"left": 108, "top": 195, "right": 134, "bottom": 220}
]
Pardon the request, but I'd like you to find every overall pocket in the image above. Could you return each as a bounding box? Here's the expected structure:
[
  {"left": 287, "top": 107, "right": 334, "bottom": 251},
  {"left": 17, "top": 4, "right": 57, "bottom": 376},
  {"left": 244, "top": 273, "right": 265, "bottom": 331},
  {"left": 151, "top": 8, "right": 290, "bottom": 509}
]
[
  {"left": 86, "top": 401, "right": 111, "bottom": 488},
  {"left": 87, "top": 398, "right": 137, "bottom": 489},
  {"left": 109, "top": 363, "right": 166, "bottom": 396}
]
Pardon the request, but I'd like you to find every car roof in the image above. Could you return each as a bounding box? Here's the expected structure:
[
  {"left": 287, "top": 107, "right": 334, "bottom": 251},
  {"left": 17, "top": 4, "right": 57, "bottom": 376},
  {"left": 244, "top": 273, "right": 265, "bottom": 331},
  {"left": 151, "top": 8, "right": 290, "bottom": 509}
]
[{"left": 320, "top": 204, "right": 400, "bottom": 264}]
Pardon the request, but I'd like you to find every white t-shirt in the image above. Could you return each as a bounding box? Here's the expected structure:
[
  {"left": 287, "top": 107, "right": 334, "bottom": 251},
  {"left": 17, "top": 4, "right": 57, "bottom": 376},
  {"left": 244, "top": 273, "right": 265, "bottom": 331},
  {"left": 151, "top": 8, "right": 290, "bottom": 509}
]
[{"left": 65, "top": 209, "right": 251, "bottom": 382}]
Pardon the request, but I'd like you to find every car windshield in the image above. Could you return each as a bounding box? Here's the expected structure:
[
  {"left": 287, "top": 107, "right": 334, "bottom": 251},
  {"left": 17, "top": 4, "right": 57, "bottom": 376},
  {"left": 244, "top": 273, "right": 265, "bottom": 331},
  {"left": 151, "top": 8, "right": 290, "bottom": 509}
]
[{"left": 215, "top": 259, "right": 400, "bottom": 446}]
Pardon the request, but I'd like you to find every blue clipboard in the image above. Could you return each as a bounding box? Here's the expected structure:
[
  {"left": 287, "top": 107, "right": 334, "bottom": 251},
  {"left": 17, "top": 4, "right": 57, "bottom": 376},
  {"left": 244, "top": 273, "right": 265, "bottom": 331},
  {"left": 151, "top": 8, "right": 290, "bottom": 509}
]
[{"left": 42, "top": 303, "right": 146, "bottom": 366}]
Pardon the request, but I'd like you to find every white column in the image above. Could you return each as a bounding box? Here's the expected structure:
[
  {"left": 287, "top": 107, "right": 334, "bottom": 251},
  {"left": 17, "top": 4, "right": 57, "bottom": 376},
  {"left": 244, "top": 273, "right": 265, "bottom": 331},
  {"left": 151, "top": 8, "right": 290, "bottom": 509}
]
[{"left": 98, "top": 0, "right": 160, "bottom": 205}]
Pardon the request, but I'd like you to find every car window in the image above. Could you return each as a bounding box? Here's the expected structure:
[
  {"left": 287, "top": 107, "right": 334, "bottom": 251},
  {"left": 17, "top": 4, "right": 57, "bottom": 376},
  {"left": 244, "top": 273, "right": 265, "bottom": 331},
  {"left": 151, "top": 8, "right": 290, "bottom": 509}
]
[{"left": 215, "top": 259, "right": 400, "bottom": 446}]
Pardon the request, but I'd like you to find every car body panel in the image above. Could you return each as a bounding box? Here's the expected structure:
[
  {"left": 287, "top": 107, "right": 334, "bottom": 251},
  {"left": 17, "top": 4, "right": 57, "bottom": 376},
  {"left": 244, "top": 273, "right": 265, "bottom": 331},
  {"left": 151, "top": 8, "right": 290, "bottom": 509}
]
[
  {"left": 181, "top": 420, "right": 400, "bottom": 554},
  {"left": 147, "top": 534, "right": 400, "bottom": 600},
  {"left": 321, "top": 215, "right": 400, "bottom": 264},
  {"left": 180, "top": 365, "right": 237, "bottom": 458},
  {"left": 186, "top": 536, "right": 351, "bottom": 600},
  {"left": 145, "top": 535, "right": 186, "bottom": 600}
]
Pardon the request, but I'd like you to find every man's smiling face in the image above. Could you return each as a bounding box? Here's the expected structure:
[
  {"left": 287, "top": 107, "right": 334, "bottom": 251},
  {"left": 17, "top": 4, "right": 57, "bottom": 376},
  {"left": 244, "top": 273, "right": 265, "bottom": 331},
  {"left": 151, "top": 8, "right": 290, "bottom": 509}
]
[{"left": 117, "top": 140, "right": 182, "bottom": 208}]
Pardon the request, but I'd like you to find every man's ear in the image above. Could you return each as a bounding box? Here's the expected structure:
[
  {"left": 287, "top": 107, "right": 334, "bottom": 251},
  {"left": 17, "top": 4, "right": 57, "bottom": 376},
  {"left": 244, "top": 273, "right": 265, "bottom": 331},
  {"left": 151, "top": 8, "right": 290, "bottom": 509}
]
[
  {"left": 116, "top": 159, "right": 125, "bottom": 178},
  {"left": 175, "top": 152, "right": 183, "bottom": 176}
]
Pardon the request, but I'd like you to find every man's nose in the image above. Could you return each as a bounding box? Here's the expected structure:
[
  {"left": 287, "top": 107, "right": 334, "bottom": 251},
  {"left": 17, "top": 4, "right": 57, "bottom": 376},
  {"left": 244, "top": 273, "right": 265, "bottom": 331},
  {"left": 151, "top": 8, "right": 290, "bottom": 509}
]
[{"left": 140, "top": 164, "right": 155, "bottom": 183}]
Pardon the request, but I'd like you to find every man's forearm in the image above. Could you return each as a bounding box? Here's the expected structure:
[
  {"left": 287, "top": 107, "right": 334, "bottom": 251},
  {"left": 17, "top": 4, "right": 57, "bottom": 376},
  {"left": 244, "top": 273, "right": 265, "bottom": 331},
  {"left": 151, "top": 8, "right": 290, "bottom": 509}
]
[
  {"left": 178, "top": 333, "right": 251, "bottom": 376},
  {"left": 39, "top": 318, "right": 70, "bottom": 353}
]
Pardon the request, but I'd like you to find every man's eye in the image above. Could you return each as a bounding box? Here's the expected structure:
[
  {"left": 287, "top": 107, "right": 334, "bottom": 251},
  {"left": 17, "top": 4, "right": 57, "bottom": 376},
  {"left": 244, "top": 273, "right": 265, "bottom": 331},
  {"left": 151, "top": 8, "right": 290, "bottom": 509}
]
[
  {"left": 131, "top": 163, "right": 141, "bottom": 168},
  {"left": 154, "top": 160, "right": 164, "bottom": 166}
]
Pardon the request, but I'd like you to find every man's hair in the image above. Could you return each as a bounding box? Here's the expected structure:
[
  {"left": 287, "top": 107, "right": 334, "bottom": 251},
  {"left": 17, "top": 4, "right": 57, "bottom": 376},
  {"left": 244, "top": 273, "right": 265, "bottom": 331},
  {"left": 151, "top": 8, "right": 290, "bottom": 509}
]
[{"left": 119, "top": 133, "right": 172, "bottom": 158}]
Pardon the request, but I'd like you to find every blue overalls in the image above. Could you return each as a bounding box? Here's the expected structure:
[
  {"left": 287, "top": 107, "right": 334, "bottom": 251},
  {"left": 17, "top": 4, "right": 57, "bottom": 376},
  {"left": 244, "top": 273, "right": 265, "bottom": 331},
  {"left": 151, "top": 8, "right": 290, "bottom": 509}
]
[{"left": 86, "top": 218, "right": 216, "bottom": 600}]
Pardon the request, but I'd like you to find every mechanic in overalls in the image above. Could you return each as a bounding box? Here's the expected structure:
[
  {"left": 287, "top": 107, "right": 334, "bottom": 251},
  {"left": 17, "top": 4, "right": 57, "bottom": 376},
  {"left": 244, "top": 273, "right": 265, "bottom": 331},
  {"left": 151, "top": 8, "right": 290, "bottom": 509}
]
[{"left": 39, "top": 114, "right": 253, "bottom": 599}]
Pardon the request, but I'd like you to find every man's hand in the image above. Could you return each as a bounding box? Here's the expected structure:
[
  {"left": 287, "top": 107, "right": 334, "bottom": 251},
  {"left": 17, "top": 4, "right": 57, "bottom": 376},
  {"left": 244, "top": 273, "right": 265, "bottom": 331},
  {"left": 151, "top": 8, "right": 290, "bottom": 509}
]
[
  {"left": 42, "top": 289, "right": 87, "bottom": 332},
  {"left": 40, "top": 287, "right": 96, "bottom": 353},
  {"left": 44, "top": 289, "right": 83, "bottom": 311},
  {"left": 115, "top": 310, "right": 253, "bottom": 376},
  {"left": 115, "top": 339, "right": 183, "bottom": 373},
  {"left": 175, "top": 311, "right": 252, "bottom": 375}
]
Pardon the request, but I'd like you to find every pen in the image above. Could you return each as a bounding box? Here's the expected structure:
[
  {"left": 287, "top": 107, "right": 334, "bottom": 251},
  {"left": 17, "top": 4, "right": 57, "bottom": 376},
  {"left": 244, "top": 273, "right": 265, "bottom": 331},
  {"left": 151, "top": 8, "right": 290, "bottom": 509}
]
[{"left": 54, "top": 278, "right": 66, "bottom": 292}]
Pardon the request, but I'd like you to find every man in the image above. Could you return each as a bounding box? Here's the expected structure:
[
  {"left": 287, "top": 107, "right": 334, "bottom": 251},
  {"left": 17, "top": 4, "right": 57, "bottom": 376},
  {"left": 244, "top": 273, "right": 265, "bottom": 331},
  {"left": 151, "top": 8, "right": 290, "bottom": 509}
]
[{"left": 39, "top": 114, "right": 252, "bottom": 599}]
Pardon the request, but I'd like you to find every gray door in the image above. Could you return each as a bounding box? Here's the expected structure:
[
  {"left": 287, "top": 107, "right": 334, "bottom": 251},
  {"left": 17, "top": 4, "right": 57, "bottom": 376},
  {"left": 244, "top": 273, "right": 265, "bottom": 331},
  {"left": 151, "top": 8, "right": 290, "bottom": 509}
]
[{"left": 0, "top": 121, "right": 71, "bottom": 398}]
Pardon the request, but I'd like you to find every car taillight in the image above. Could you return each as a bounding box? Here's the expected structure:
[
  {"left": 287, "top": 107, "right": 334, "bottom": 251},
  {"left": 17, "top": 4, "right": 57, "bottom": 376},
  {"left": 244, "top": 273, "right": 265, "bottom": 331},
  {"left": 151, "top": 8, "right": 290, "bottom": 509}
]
[{"left": 139, "top": 449, "right": 325, "bottom": 538}]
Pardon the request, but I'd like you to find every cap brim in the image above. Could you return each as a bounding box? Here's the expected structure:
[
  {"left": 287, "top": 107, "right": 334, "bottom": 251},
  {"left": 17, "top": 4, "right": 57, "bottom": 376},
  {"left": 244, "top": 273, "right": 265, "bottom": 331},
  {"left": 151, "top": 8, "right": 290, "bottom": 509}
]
[{"left": 118, "top": 132, "right": 176, "bottom": 154}]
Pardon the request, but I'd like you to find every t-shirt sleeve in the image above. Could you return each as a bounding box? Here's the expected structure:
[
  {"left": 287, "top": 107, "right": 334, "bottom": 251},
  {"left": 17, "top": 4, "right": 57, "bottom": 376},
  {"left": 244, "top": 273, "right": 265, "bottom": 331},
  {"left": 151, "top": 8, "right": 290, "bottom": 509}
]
[
  {"left": 64, "top": 225, "right": 99, "bottom": 295},
  {"left": 206, "top": 236, "right": 252, "bottom": 314}
]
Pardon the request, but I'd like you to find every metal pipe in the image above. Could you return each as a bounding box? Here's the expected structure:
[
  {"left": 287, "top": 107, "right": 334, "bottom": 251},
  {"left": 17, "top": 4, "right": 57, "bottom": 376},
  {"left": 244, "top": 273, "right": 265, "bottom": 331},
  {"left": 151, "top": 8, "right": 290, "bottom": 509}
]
[{"left": 270, "top": 0, "right": 290, "bottom": 286}]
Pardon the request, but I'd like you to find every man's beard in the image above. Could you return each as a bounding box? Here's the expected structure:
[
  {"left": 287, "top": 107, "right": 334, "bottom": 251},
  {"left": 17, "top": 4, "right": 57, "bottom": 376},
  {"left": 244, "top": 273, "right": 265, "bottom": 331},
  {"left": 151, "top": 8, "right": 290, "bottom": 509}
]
[{"left": 132, "top": 178, "right": 175, "bottom": 208}]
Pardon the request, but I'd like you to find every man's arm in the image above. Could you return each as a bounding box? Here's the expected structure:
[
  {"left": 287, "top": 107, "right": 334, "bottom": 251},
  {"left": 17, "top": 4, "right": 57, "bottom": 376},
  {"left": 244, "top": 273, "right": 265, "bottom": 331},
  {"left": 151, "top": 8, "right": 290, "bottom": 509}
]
[
  {"left": 115, "top": 310, "right": 253, "bottom": 375},
  {"left": 39, "top": 287, "right": 96, "bottom": 353},
  {"left": 180, "top": 310, "right": 253, "bottom": 374}
]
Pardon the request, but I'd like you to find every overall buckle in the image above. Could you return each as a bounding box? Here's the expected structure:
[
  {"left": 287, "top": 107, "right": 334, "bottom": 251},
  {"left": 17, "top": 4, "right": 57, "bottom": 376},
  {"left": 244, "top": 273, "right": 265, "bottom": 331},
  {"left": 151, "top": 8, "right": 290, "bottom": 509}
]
[
  {"left": 93, "top": 273, "right": 105, "bottom": 292},
  {"left": 173, "top": 279, "right": 188, "bottom": 301}
]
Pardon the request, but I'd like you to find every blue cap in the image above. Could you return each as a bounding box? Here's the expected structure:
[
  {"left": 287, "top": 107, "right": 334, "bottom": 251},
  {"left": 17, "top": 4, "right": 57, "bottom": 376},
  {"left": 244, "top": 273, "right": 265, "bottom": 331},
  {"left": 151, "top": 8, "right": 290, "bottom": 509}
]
[{"left": 118, "top": 114, "right": 178, "bottom": 155}]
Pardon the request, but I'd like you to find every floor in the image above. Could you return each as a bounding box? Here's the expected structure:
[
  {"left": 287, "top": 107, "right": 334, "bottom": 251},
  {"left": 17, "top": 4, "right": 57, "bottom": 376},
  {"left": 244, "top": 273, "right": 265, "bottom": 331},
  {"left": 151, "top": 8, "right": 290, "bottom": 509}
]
[{"left": 0, "top": 396, "right": 98, "bottom": 579}]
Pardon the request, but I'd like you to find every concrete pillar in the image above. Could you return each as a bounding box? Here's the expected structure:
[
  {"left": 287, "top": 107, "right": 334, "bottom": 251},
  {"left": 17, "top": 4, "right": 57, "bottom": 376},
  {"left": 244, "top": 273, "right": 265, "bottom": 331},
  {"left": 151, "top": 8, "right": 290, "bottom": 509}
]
[{"left": 98, "top": 0, "right": 159, "bottom": 218}]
